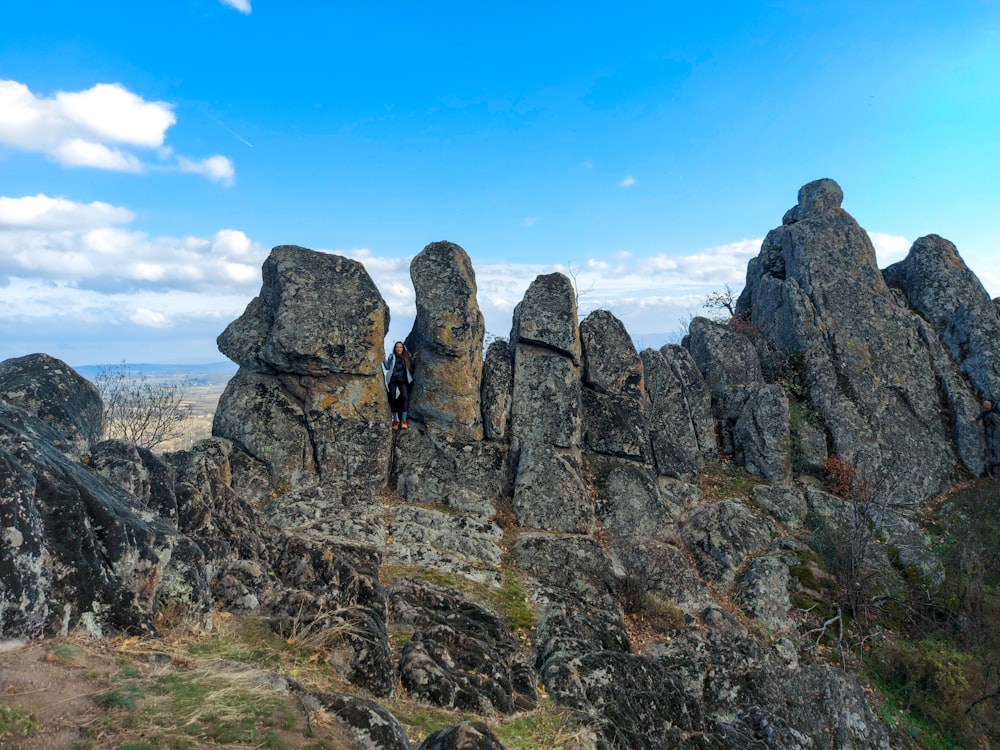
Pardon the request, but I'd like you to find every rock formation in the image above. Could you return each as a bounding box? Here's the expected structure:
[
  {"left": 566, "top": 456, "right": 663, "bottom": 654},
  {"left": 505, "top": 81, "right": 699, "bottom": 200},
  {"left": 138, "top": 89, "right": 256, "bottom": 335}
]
[
  {"left": 215, "top": 244, "right": 392, "bottom": 489},
  {"left": 735, "top": 178, "right": 978, "bottom": 504},
  {"left": 405, "top": 241, "right": 486, "bottom": 440},
  {"left": 4, "top": 178, "right": 1000, "bottom": 748}
]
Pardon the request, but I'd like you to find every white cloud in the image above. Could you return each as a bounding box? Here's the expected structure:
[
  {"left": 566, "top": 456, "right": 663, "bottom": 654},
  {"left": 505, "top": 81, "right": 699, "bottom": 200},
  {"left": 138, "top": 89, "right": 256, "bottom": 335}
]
[
  {"left": 178, "top": 155, "right": 235, "bottom": 186},
  {"left": 618, "top": 176, "right": 637, "bottom": 188},
  {"left": 869, "top": 232, "right": 911, "bottom": 267},
  {"left": 220, "top": 0, "right": 252, "bottom": 13},
  {"left": 131, "top": 308, "right": 171, "bottom": 327},
  {"left": 0, "top": 79, "right": 232, "bottom": 183},
  {"left": 0, "top": 195, "right": 134, "bottom": 230},
  {"left": 522, "top": 216, "right": 537, "bottom": 228},
  {"left": 0, "top": 198, "right": 266, "bottom": 294},
  {"left": 55, "top": 138, "right": 145, "bottom": 172}
]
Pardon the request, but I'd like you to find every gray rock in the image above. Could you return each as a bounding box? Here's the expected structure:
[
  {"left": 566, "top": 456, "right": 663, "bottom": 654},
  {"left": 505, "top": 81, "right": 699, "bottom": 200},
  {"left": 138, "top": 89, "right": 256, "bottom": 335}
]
[
  {"left": 681, "top": 499, "right": 776, "bottom": 585},
  {"left": 219, "top": 245, "right": 388, "bottom": 377},
  {"left": 686, "top": 317, "right": 763, "bottom": 455},
  {"left": 0, "top": 401, "right": 209, "bottom": 638},
  {"left": 751, "top": 484, "right": 808, "bottom": 528},
  {"left": 0, "top": 353, "right": 103, "bottom": 457},
  {"left": 510, "top": 273, "right": 581, "bottom": 362},
  {"left": 735, "top": 179, "right": 965, "bottom": 505},
  {"left": 386, "top": 505, "right": 503, "bottom": 586},
  {"left": 512, "top": 443, "right": 593, "bottom": 533},
  {"left": 641, "top": 348, "right": 705, "bottom": 482},
  {"left": 391, "top": 424, "right": 506, "bottom": 517},
  {"left": 661, "top": 344, "right": 717, "bottom": 458},
  {"left": 884, "top": 233, "right": 1000, "bottom": 475},
  {"left": 392, "top": 579, "right": 534, "bottom": 715},
  {"left": 733, "top": 384, "right": 791, "bottom": 483},
  {"left": 510, "top": 343, "right": 582, "bottom": 451},
  {"left": 310, "top": 691, "right": 411, "bottom": 750},
  {"left": 511, "top": 533, "right": 623, "bottom": 608},
  {"left": 735, "top": 554, "right": 795, "bottom": 633},
  {"left": 541, "top": 650, "right": 710, "bottom": 749},
  {"left": 406, "top": 241, "right": 485, "bottom": 440},
  {"left": 417, "top": 721, "right": 505, "bottom": 750},
  {"left": 91, "top": 439, "right": 178, "bottom": 521}
]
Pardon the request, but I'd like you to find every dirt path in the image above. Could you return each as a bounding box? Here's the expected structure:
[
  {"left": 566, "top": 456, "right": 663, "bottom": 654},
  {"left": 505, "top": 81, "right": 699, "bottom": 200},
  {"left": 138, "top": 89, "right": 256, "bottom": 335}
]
[{"left": 0, "top": 642, "right": 107, "bottom": 749}]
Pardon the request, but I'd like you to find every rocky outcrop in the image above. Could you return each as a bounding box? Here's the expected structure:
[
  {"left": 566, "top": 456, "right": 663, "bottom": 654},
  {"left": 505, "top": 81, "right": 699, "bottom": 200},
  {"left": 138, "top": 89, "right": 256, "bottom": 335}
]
[
  {"left": 686, "top": 316, "right": 763, "bottom": 456},
  {"left": 0, "top": 398, "right": 209, "bottom": 639},
  {"left": 733, "top": 383, "right": 791, "bottom": 483},
  {"left": 580, "top": 310, "right": 650, "bottom": 462},
  {"left": 480, "top": 339, "right": 512, "bottom": 442},
  {"left": 405, "top": 241, "right": 486, "bottom": 440},
  {"left": 215, "top": 245, "right": 391, "bottom": 489},
  {"left": 14, "top": 177, "right": 1000, "bottom": 746},
  {"left": 735, "top": 178, "right": 970, "bottom": 504},
  {"left": 641, "top": 346, "right": 711, "bottom": 481}
]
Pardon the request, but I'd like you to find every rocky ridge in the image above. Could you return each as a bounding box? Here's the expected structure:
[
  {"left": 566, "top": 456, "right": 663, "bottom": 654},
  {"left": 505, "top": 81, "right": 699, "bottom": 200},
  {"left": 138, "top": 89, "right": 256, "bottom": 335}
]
[{"left": 2, "top": 180, "right": 999, "bottom": 749}]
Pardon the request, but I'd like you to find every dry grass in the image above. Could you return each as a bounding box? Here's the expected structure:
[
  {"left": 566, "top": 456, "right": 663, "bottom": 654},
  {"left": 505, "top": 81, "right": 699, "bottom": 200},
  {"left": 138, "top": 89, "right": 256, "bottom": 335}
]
[{"left": 1, "top": 606, "right": 588, "bottom": 749}]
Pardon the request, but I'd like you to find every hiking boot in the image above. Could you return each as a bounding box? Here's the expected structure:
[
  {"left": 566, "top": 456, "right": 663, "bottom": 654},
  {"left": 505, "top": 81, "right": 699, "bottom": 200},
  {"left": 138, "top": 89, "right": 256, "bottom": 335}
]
[
  {"left": 392, "top": 421, "right": 400, "bottom": 430},
  {"left": 400, "top": 420, "right": 408, "bottom": 429}
]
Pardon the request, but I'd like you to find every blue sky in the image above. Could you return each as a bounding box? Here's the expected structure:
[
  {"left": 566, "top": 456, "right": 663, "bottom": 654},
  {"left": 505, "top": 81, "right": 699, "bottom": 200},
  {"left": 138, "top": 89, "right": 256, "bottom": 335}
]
[{"left": 2, "top": 1, "right": 999, "bottom": 366}]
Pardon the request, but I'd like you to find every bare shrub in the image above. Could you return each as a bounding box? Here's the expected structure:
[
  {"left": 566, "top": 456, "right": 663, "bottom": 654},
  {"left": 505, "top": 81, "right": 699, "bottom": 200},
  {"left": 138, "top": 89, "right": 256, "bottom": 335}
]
[{"left": 94, "top": 362, "right": 193, "bottom": 451}]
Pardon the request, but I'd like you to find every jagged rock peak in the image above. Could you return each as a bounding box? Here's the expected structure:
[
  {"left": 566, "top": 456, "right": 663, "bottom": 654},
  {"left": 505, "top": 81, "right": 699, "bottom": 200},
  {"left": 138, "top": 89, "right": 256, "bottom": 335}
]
[{"left": 782, "top": 177, "right": 844, "bottom": 225}]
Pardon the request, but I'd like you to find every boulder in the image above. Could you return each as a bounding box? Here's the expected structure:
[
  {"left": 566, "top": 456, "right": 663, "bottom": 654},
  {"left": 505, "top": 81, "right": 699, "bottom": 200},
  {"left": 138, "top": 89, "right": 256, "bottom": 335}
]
[
  {"left": 405, "top": 241, "right": 485, "bottom": 440},
  {"left": 510, "top": 272, "right": 581, "bottom": 362},
  {"left": 417, "top": 721, "right": 505, "bottom": 750},
  {"left": 0, "top": 353, "right": 104, "bottom": 457},
  {"left": 0, "top": 401, "right": 209, "bottom": 638},
  {"left": 214, "top": 245, "right": 391, "bottom": 489},
  {"left": 309, "top": 691, "right": 411, "bottom": 750}
]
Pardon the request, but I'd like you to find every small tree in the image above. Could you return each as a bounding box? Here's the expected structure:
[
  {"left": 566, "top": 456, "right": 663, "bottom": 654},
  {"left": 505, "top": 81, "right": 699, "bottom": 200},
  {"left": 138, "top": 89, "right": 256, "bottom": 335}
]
[
  {"left": 94, "top": 362, "right": 193, "bottom": 451},
  {"left": 703, "top": 283, "right": 739, "bottom": 320}
]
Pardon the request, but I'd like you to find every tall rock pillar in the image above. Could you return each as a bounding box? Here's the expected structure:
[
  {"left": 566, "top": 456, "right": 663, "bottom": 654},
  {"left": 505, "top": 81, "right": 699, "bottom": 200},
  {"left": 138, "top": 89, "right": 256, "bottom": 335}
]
[
  {"left": 509, "top": 273, "right": 593, "bottom": 533},
  {"left": 405, "top": 241, "right": 485, "bottom": 441}
]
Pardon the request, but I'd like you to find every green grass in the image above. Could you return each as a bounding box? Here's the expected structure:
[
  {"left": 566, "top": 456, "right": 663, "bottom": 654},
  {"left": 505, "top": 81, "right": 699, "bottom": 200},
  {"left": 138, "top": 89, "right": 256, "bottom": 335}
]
[{"left": 0, "top": 702, "right": 42, "bottom": 740}]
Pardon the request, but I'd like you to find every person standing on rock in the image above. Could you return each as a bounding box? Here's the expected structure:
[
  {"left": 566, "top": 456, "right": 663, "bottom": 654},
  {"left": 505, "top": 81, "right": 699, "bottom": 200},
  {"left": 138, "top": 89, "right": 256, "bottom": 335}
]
[
  {"left": 383, "top": 341, "right": 416, "bottom": 429},
  {"left": 972, "top": 399, "right": 1000, "bottom": 424}
]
